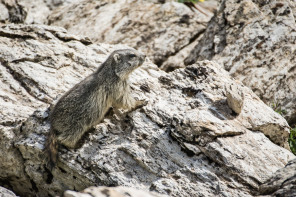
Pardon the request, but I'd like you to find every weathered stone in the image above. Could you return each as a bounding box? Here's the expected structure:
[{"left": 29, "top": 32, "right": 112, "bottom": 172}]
[
  {"left": 0, "top": 23, "right": 131, "bottom": 196},
  {"left": 160, "top": 34, "right": 203, "bottom": 72},
  {"left": 20, "top": 0, "right": 83, "bottom": 24},
  {"left": 0, "top": 186, "right": 17, "bottom": 197},
  {"left": 259, "top": 158, "right": 296, "bottom": 196},
  {"left": 0, "top": 0, "right": 83, "bottom": 24},
  {"left": 64, "top": 186, "right": 167, "bottom": 197},
  {"left": 48, "top": 0, "right": 214, "bottom": 67},
  {"left": 226, "top": 82, "right": 244, "bottom": 114},
  {"left": 0, "top": 0, "right": 27, "bottom": 23},
  {"left": 185, "top": 0, "right": 296, "bottom": 124},
  {"left": 0, "top": 24, "right": 294, "bottom": 197}
]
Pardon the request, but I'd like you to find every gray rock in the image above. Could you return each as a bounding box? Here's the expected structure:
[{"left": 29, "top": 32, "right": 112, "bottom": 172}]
[
  {"left": 0, "top": 24, "right": 294, "bottom": 197},
  {"left": 0, "top": 23, "right": 131, "bottom": 196},
  {"left": 259, "top": 158, "right": 296, "bottom": 196},
  {"left": 185, "top": 0, "right": 296, "bottom": 124},
  {"left": 0, "top": 0, "right": 83, "bottom": 25},
  {"left": 226, "top": 83, "right": 244, "bottom": 114},
  {"left": 0, "top": 0, "right": 27, "bottom": 23},
  {"left": 48, "top": 0, "right": 215, "bottom": 68},
  {"left": 0, "top": 186, "right": 17, "bottom": 197},
  {"left": 19, "top": 0, "right": 83, "bottom": 24},
  {"left": 64, "top": 186, "right": 167, "bottom": 197},
  {"left": 0, "top": 0, "right": 218, "bottom": 71}
]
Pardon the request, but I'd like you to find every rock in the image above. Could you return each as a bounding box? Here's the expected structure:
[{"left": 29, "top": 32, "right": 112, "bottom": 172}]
[
  {"left": 160, "top": 34, "right": 202, "bottom": 72},
  {"left": 64, "top": 186, "right": 167, "bottom": 197},
  {"left": 19, "top": 0, "right": 83, "bottom": 24},
  {"left": 0, "top": 0, "right": 83, "bottom": 24},
  {"left": 0, "top": 23, "right": 131, "bottom": 196},
  {"left": 0, "top": 24, "right": 294, "bottom": 197},
  {"left": 0, "top": 0, "right": 27, "bottom": 23},
  {"left": 0, "top": 186, "right": 17, "bottom": 197},
  {"left": 48, "top": 0, "right": 215, "bottom": 68},
  {"left": 259, "top": 158, "right": 296, "bottom": 196},
  {"left": 184, "top": 0, "right": 296, "bottom": 124},
  {"left": 226, "top": 83, "right": 244, "bottom": 114}
]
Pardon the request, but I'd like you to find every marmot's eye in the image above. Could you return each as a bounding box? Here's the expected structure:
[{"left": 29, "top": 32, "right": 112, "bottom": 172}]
[{"left": 129, "top": 54, "right": 136, "bottom": 58}]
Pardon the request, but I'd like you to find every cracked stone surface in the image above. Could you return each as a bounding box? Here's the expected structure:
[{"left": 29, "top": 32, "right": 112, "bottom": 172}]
[
  {"left": 0, "top": 23, "right": 132, "bottom": 196},
  {"left": 0, "top": 0, "right": 27, "bottom": 24},
  {"left": 64, "top": 186, "right": 167, "bottom": 197},
  {"left": 0, "top": 0, "right": 218, "bottom": 71},
  {"left": 0, "top": 0, "right": 82, "bottom": 24},
  {"left": 259, "top": 158, "right": 296, "bottom": 196},
  {"left": 0, "top": 187, "right": 17, "bottom": 197},
  {"left": 184, "top": 0, "right": 296, "bottom": 125},
  {"left": 20, "top": 0, "right": 83, "bottom": 24},
  {"left": 48, "top": 0, "right": 215, "bottom": 68},
  {"left": 0, "top": 24, "right": 294, "bottom": 197}
]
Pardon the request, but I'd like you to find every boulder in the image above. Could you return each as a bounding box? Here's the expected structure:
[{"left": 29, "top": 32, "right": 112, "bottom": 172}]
[
  {"left": 0, "top": 23, "right": 127, "bottom": 196},
  {"left": 0, "top": 0, "right": 83, "bottom": 25},
  {"left": 0, "top": 186, "right": 17, "bottom": 197},
  {"left": 19, "top": 0, "right": 83, "bottom": 24},
  {"left": 0, "top": 0, "right": 27, "bottom": 23},
  {"left": 259, "top": 158, "right": 296, "bottom": 196},
  {"left": 0, "top": 24, "right": 294, "bottom": 196},
  {"left": 63, "top": 186, "right": 167, "bottom": 197},
  {"left": 185, "top": 0, "right": 296, "bottom": 124},
  {"left": 48, "top": 0, "right": 215, "bottom": 68}
]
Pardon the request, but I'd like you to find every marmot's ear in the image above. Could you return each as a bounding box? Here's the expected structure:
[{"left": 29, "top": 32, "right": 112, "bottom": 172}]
[{"left": 113, "top": 54, "right": 120, "bottom": 63}]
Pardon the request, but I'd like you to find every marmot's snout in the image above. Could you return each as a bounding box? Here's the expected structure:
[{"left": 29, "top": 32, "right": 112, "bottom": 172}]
[
  {"left": 140, "top": 53, "right": 146, "bottom": 62},
  {"left": 138, "top": 53, "right": 146, "bottom": 67},
  {"left": 135, "top": 51, "right": 146, "bottom": 64}
]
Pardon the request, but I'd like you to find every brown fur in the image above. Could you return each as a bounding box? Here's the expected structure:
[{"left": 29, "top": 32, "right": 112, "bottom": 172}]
[{"left": 45, "top": 49, "right": 145, "bottom": 169}]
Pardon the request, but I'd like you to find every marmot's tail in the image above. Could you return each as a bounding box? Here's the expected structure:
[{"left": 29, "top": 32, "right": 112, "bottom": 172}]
[{"left": 44, "top": 130, "right": 58, "bottom": 170}]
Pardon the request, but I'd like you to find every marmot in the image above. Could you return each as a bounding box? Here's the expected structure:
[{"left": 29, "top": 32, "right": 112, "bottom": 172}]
[{"left": 45, "top": 49, "right": 146, "bottom": 169}]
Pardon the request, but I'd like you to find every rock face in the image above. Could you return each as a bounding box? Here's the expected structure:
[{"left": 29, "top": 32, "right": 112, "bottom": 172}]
[
  {"left": 0, "top": 23, "right": 125, "bottom": 196},
  {"left": 0, "top": 0, "right": 82, "bottom": 24},
  {"left": 0, "top": 24, "right": 294, "bottom": 197},
  {"left": 64, "top": 186, "right": 167, "bottom": 197},
  {"left": 19, "top": 0, "right": 83, "bottom": 24},
  {"left": 0, "top": 0, "right": 218, "bottom": 70},
  {"left": 0, "top": 187, "right": 17, "bottom": 197},
  {"left": 0, "top": 0, "right": 27, "bottom": 23},
  {"left": 48, "top": 0, "right": 215, "bottom": 68},
  {"left": 259, "top": 158, "right": 296, "bottom": 196},
  {"left": 185, "top": 0, "right": 296, "bottom": 125}
]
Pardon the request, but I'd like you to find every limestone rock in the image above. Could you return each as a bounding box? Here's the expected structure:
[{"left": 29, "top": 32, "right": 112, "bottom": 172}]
[
  {"left": 259, "top": 158, "right": 296, "bottom": 196},
  {"left": 0, "top": 23, "right": 131, "bottom": 196},
  {"left": 48, "top": 0, "right": 215, "bottom": 68},
  {"left": 226, "top": 82, "right": 244, "bottom": 114},
  {"left": 185, "top": 0, "right": 296, "bottom": 124},
  {"left": 0, "top": 186, "right": 17, "bottom": 197},
  {"left": 64, "top": 186, "right": 167, "bottom": 197},
  {"left": 0, "top": 0, "right": 27, "bottom": 23},
  {"left": 0, "top": 0, "right": 83, "bottom": 24},
  {"left": 19, "top": 0, "right": 83, "bottom": 24},
  {"left": 0, "top": 24, "right": 294, "bottom": 197}
]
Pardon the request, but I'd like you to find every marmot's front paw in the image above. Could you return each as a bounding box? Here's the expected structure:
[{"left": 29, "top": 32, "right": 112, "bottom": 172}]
[{"left": 134, "top": 98, "right": 148, "bottom": 109}]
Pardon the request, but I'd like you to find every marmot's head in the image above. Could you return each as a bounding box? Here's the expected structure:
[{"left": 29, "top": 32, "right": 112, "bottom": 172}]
[{"left": 111, "top": 49, "right": 146, "bottom": 79}]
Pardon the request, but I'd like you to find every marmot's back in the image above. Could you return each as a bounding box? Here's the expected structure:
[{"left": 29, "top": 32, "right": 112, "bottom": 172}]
[{"left": 50, "top": 74, "right": 104, "bottom": 139}]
